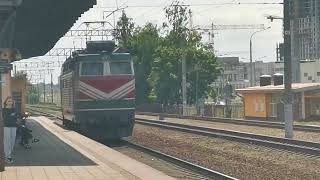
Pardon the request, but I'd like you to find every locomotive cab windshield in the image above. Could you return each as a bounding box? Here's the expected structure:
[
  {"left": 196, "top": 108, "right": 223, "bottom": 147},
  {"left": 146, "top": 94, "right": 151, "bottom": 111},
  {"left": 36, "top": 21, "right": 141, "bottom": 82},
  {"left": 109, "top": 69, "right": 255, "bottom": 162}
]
[
  {"left": 79, "top": 57, "right": 133, "bottom": 76},
  {"left": 109, "top": 61, "right": 132, "bottom": 75},
  {"left": 80, "top": 62, "right": 104, "bottom": 76}
]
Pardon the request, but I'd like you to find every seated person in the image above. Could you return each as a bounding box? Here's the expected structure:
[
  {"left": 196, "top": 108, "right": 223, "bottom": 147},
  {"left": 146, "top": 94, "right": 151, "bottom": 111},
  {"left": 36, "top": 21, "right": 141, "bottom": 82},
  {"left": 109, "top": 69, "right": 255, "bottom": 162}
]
[{"left": 17, "top": 113, "right": 39, "bottom": 149}]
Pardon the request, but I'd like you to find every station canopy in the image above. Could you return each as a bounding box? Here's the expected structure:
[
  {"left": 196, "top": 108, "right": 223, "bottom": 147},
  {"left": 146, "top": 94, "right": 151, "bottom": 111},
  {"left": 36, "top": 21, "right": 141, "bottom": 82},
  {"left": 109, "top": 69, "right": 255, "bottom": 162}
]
[{"left": 0, "top": 0, "right": 96, "bottom": 60}]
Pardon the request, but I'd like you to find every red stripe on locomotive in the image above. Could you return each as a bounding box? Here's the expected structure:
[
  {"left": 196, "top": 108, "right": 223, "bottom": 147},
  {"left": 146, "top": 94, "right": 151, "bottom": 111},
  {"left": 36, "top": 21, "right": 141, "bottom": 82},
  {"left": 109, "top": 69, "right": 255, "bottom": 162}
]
[
  {"left": 78, "top": 75, "right": 135, "bottom": 100},
  {"left": 78, "top": 92, "right": 92, "bottom": 99}
]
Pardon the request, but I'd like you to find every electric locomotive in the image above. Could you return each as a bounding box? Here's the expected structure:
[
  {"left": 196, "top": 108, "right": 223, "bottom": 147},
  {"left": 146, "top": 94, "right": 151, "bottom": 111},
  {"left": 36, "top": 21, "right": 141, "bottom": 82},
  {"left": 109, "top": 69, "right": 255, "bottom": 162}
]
[{"left": 60, "top": 41, "right": 135, "bottom": 139}]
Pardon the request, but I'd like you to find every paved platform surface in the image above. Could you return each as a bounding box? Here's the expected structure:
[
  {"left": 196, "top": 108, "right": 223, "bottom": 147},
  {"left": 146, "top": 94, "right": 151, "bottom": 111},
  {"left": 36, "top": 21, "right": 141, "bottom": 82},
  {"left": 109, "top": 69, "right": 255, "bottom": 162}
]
[{"left": 0, "top": 116, "right": 175, "bottom": 180}]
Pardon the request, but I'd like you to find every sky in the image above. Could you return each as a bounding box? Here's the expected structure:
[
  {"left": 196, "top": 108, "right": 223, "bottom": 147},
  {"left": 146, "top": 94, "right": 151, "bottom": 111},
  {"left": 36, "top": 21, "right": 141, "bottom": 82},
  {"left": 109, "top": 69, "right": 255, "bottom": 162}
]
[{"left": 16, "top": 0, "right": 283, "bottom": 84}]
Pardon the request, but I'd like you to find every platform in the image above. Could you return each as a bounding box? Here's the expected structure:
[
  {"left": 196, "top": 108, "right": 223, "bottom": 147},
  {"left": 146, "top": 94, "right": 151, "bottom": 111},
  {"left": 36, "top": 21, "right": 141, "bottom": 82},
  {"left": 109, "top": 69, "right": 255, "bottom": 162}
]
[{"left": 1, "top": 116, "right": 175, "bottom": 180}]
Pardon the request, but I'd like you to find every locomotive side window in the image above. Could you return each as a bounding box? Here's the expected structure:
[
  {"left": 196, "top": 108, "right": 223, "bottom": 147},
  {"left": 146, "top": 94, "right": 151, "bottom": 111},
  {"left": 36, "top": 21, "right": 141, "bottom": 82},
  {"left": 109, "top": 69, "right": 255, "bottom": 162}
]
[
  {"left": 109, "top": 62, "right": 132, "bottom": 75},
  {"left": 81, "top": 62, "right": 104, "bottom": 76}
]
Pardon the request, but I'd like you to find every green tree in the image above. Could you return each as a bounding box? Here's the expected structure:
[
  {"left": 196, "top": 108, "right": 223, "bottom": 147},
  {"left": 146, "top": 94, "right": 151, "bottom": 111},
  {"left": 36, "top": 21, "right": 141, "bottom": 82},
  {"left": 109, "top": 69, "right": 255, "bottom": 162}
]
[
  {"left": 149, "top": 47, "right": 183, "bottom": 104},
  {"left": 148, "top": 2, "right": 219, "bottom": 104},
  {"left": 114, "top": 2, "right": 220, "bottom": 105},
  {"left": 130, "top": 24, "right": 161, "bottom": 104},
  {"left": 115, "top": 11, "right": 162, "bottom": 104},
  {"left": 27, "top": 83, "right": 40, "bottom": 104},
  {"left": 16, "top": 71, "right": 40, "bottom": 104},
  {"left": 115, "top": 10, "right": 135, "bottom": 48},
  {"left": 185, "top": 47, "right": 219, "bottom": 103}
]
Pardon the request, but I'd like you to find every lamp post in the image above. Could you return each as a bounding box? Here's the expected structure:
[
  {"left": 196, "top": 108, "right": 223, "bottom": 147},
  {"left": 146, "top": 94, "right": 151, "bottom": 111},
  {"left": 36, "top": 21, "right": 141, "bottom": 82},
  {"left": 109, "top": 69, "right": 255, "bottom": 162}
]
[{"left": 249, "top": 27, "right": 271, "bottom": 86}]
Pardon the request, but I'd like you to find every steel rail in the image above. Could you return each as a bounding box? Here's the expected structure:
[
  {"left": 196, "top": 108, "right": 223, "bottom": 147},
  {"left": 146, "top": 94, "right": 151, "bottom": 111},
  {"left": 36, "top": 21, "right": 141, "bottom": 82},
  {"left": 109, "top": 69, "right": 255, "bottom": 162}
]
[
  {"left": 122, "top": 140, "right": 238, "bottom": 180},
  {"left": 28, "top": 107, "right": 320, "bottom": 156},
  {"left": 136, "top": 112, "right": 320, "bottom": 133},
  {"left": 135, "top": 118, "right": 320, "bottom": 157},
  {"left": 28, "top": 106, "right": 320, "bottom": 132}
]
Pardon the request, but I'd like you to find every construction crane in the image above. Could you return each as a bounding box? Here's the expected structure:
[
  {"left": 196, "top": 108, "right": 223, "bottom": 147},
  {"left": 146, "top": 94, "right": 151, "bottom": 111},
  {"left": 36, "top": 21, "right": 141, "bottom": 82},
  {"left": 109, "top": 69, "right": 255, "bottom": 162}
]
[
  {"left": 265, "top": 15, "right": 283, "bottom": 22},
  {"left": 199, "top": 24, "right": 265, "bottom": 31},
  {"left": 194, "top": 23, "right": 265, "bottom": 51}
]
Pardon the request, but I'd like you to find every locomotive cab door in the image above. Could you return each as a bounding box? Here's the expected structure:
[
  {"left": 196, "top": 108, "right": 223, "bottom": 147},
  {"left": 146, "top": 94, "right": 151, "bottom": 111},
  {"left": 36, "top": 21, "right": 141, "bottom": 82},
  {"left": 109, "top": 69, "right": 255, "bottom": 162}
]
[{"left": 60, "top": 61, "right": 77, "bottom": 124}]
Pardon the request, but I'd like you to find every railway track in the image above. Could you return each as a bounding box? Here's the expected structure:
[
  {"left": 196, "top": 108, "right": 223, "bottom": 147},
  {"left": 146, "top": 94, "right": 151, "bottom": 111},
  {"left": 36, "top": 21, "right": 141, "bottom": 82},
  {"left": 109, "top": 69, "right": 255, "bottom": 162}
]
[
  {"left": 28, "top": 106, "right": 320, "bottom": 157},
  {"left": 115, "top": 140, "right": 237, "bottom": 180},
  {"left": 28, "top": 105, "right": 320, "bottom": 133},
  {"left": 29, "top": 105, "right": 320, "bottom": 133},
  {"left": 28, "top": 104, "right": 61, "bottom": 112},
  {"left": 135, "top": 118, "right": 320, "bottom": 157},
  {"left": 137, "top": 112, "right": 320, "bottom": 133},
  {"left": 27, "top": 107, "right": 237, "bottom": 180}
]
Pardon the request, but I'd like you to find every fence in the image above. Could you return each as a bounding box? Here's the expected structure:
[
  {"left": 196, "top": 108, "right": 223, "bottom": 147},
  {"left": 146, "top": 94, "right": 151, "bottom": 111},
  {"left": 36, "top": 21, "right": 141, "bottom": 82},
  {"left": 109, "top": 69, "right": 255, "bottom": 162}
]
[{"left": 204, "top": 104, "right": 244, "bottom": 119}]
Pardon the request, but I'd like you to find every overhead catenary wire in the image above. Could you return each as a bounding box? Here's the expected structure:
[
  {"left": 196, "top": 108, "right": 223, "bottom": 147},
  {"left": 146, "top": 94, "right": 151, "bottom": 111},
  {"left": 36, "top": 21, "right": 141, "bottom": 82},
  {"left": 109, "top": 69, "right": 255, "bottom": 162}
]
[
  {"left": 96, "top": 0, "right": 282, "bottom": 25},
  {"left": 133, "top": 0, "right": 172, "bottom": 21},
  {"left": 94, "top": 2, "right": 283, "bottom": 9},
  {"left": 21, "top": 0, "right": 281, "bottom": 85}
]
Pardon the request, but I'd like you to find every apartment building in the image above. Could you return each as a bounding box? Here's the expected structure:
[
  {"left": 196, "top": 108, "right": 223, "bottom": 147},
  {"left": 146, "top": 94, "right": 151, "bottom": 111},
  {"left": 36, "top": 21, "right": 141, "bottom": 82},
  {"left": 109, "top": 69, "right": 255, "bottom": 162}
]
[{"left": 290, "top": 0, "right": 320, "bottom": 82}]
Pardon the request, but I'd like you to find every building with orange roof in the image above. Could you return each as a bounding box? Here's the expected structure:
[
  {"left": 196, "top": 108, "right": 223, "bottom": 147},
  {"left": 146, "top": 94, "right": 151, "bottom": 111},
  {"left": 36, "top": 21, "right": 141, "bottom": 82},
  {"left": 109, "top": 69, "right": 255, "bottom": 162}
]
[{"left": 236, "top": 83, "right": 320, "bottom": 121}]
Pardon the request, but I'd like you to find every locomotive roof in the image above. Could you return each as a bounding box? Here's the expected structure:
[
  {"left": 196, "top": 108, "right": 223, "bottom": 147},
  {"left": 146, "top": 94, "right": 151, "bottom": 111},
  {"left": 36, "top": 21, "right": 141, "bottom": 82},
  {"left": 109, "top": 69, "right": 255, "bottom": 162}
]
[{"left": 64, "top": 51, "right": 131, "bottom": 64}]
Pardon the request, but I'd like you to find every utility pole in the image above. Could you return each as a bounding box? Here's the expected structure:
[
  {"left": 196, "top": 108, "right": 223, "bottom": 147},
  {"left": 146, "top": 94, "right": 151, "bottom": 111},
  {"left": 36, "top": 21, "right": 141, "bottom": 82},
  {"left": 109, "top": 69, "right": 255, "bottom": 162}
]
[
  {"left": 276, "top": 43, "right": 279, "bottom": 62},
  {"left": 181, "top": 10, "right": 192, "bottom": 116},
  {"left": 283, "top": 0, "right": 293, "bottom": 138},
  {"left": 195, "top": 64, "right": 200, "bottom": 115},
  {"left": 43, "top": 77, "right": 46, "bottom": 103},
  {"left": 0, "top": 73, "right": 3, "bottom": 171},
  {"left": 224, "top": 82, "right": 232, "bottom": 118},
  {"left": 37, "top": 82, "right": 40, "bottom": 104},
  {"left": 182, "top": 53, "right": 187, "bottom": 116},
  {"left": 51, "top": 73, "right": 53, "bottom": 104},
  {"left": 250, "top": 38, "right": 253, "bottom": 86},
  {"left": 196, "top": 70, "right": 199, "bottom": 107}
]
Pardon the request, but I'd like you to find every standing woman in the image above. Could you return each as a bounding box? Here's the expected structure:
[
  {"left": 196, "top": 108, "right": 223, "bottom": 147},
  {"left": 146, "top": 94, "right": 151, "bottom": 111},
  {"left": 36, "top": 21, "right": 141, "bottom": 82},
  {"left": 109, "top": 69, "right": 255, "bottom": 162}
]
[{"left": 3, "top": 97, "right": 17, "bottom": 163}]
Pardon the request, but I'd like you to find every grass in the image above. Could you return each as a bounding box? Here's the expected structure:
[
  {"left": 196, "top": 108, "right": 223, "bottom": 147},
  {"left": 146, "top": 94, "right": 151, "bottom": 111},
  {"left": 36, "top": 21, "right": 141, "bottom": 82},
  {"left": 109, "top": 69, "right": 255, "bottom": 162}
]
[
  {"left": 294, "top": 121, "right": 320, "bottom": 126},
  {"left": 26, "top": 104, "right": 62, "bottom": 117}
]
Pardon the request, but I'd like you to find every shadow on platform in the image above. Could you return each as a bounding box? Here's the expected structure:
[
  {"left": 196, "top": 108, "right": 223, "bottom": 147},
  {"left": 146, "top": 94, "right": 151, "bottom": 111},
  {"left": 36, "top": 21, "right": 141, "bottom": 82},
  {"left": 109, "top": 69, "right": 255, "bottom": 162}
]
[{"left": 8, "top": 119, "right": 96, "bottom": 166}]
